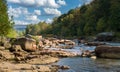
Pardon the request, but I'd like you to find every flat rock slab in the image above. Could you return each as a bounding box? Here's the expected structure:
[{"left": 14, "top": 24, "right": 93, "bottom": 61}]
[
  {"left": 0, "top": 62, "right": 52, "bottom": 72},
  {"left": 27, "top": 56, "right": 59, "bottom": 64}
]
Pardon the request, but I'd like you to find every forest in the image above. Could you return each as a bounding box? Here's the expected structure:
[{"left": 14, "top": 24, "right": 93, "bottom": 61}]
[
  {"left": 1, "top": 0, "right": 119, "bottom": 38},
  {"left": 25, "top": 0, "right": 120, "bottom": 38}
]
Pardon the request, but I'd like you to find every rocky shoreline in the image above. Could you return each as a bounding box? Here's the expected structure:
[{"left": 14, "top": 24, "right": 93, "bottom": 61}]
[
  {"left": 0, "top": 36, "right": 120, "bottom": 72},
  {"left": 0, "top": 36, "right": 77, "bottom": 72}
]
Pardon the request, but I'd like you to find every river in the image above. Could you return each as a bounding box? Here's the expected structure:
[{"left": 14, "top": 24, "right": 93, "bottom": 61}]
[{"left": 53, "top": 42, "right": 120, "bottom": 72}]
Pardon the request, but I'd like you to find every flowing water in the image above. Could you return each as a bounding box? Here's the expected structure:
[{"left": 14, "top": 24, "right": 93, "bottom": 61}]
[{"left": 53, "top": 42, "right": 120, "bottom": 72}]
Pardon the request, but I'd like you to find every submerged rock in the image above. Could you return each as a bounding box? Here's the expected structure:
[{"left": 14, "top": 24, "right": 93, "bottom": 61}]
[
  {"left": 95, "top": 45, "right": 120, "bottom": 59},
  {"left": 60, "top": 65, "right": 70, "bottom": 70}
]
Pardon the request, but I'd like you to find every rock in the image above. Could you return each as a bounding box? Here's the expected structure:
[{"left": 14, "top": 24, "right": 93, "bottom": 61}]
[
  {"left": 13, "top": 38, "right": 37, "bottom": 52},
  {"left": 85, "top": 42, "right": 106, "bottom": 46},
  {"left": 13, "top": 51, "right": 28, "bottom": 61},
  {"left": 27, "top": 56, "right": 59, "bottom": 64},
  {"left": 35, "top": 65, "right": 51, "bottom": 72},
  {"left": 96, "top": 32, "right": 114, "bottom": 41},
  {"left": 25, "top": 34, "right": 33, "bottom": 38},
  {"left": 0, "top": 46, "right": 5, "bottom": 50},
  {"left": 95, "top": 45, "right": 120, "bottom": 59},
  {"left": 4, "top": 42, "right": 11, "bottom": 49},
  {"left": 81, "top": 50, "right": 91, "bottom": 57},
  {"left": 90, "top": 56, "right": 97, "bottom": 59},
  {"left": 39, "top": 50, "right": 77, "bottom": 57},
  {"left": 60, "top": 65, "right": 70, "bottom": 70},
  {"left": 0, "top": 50, "right": 15, "bottom": 60},
  {"left": 0, "top": 36, "right": 7, "bottom": 46},
  {"left": 10, "top": 45, "right": 23, "bottom": 52}
]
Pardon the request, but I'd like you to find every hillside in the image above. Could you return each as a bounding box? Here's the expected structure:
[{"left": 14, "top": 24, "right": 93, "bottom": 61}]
[{"left": 26, "top": 0, "right": 120, "bottom": 38}]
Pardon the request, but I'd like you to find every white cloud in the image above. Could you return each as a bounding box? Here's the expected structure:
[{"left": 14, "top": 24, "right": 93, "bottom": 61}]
[
  {"left": 8, "top": 6, "right": 21, "bottom": 18},
  {"left": 15, "top": 20, "right": 29, "bottom": 25},
  {"left": 7, "top": 0, "right": 59, "bottom": 8},
  {"left": 57, "top": 0, "right": 66, "bottom": 6},
  {"left": 26, "top": 15, "right": 38, "bottom": 21},
  {"left": 34, "top": 10, "right": 41, "bottom": 15},
  {"left": 20, "top": 0, "right": 35, "bottom": 6},
  {"left": 85, "top": 0, "right": 93, "bottom": 4},
  {"left": 46, "top": 18, "right": 53, "bottom": 23},
  {"left": 8, "top": 6, "right": 29, "bottom": 18},
  {"left": 7, "top": 0, "right": 20, "bottom": 3},
  {"left": 26, "top": 15, "right": 41, "bottom": 24},
  {"left": 44, "top": 8, "right": 61, "bottom": 16},
  {"left": 79, "top": 0, "right": 93, "bottom": 5}
]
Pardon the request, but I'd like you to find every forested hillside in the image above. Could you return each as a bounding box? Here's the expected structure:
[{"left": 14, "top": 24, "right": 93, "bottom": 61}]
[{"left": 26, "top": 0, "right": 120, "bottom": 37}]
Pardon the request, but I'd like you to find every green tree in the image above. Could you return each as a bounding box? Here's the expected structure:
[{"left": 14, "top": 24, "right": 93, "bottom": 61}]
[
  {"left": 108, "top": 0, "right": 120, "bottom": 32},
  {"left": 0, "top": 0, "right": 14, "bottom": 36},
  {"left": 96, "top": 17, "right": 106, "bottom": 32}
]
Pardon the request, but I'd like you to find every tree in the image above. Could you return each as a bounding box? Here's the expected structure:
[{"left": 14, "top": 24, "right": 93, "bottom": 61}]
[
  {"left": 0, "top": 0, "right": 14, "bottom": 36},
  {"left": 108, "top": 0, "right": 120, "bottom": 32}
]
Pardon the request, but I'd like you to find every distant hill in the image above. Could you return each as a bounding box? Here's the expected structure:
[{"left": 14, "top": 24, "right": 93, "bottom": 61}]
[{"left": 14, "top": 25, "right": 27, "bottom": 31}]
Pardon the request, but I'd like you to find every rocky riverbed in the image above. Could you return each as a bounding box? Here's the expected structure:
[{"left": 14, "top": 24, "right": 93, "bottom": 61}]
[
  {"left": 0, "top": 36, "right": 120, "bottom": 72},
  {"left": 0, "top": 36, "right": 77, "bottom": 72}
]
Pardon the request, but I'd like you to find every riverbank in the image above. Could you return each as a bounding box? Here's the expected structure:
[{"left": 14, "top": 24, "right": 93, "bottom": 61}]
[{"left": 0, "top": 36, "right": 120, "bottom": 72}]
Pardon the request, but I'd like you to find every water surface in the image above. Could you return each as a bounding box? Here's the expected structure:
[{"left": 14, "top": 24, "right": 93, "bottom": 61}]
[{"left": 54, "top": 57, "right": 120, "bottom": 72}]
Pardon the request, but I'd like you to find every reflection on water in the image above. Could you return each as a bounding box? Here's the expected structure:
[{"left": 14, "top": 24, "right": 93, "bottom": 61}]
[
  {"left": 106, "top": 42, "right": 120, "bottom": 46},
  {"left": 54, "top": 57, "right": 120, "bottom": 72}
]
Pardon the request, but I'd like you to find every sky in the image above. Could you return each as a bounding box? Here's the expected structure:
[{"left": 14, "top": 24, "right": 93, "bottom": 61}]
[{"left": 7, "top": 0, "right": 93, "bottom": 25}]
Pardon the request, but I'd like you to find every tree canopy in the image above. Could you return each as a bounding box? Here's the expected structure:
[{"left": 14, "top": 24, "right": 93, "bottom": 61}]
[
  {"left": 0, "top": 0, "right": 14, "bottom": 36},
  {"left": 25, "top": 0, "right": 120, "bottom": 38}
]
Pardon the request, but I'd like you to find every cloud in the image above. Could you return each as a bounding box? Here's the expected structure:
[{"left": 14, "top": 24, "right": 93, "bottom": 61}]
[
  {"left": 7, "top": 0, "right": 59, "bottom": 8},
  {"left": 7, "top": 0, "right": 20, "bottom": 3},
  {"left": 57, "top": 0, "right": 66, "bottom": 6},
  {"left": 34, "top": 10, "right": 41, "bottom": 15},
  {"left": 85, "top": 0, "right": 93, "bottom": 4},
  {"left": 25, "top": 15, "right": 41, "bottom": 24},
  {"left": 15, "top": 20, "right": 29, "bottom": 25},
  {"left": 79, "top": 0, "right": 93, "bottom": 6},
  {"left": 8, "top": 6, "right": 29, "bottom": 18},
  {"left": 44, "top": 8, "right": 61, "bottom": 16},
  {"left": 26, "top": 15, "right": 38, "bottom": 21},
  {"left": 46, "top": 18, "right": 53, "bottom": 23}
]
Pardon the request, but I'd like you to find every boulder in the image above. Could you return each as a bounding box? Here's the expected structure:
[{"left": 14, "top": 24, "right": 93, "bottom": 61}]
[
  {"left": 10, "top": 45, "right": 23, "bottom": 52},
  {"left": 95, "top": 45, "right": 120, "bottom": 59},
  {"left": 96, "top": 32, "right": 114, "bottom": 41},
  {"left": 85, "top": 42, "right": 106, "bottom": 46},
  {"left": 13, "top": 38, "right": 37, "bottom": 52}
]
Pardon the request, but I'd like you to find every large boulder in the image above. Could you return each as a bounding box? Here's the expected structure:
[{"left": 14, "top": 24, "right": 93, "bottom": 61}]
[
  {"left": 95, "top": 45, "right": 120, "bottom": 59},
  {"left": 96, "top": 32, "right": 114, "bottom": 41},
  {"left": 13, "top": 38, "right": 37, "bottom": 52}
]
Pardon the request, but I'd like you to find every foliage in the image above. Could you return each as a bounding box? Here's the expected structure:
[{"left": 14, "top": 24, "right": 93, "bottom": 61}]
[
  {"left": 0, "top": 0, "right": 14, "bottom": 36},
  {"left": 25, "top": 22, "right": 51, "bottom": 35},
  {"left": 25, "top": 0, "right": 120, "bottom": 38}
]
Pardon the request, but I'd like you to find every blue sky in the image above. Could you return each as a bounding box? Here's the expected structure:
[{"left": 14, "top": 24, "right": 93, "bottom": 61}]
[{"left": 7, "top": 0, "right": 92, "bottom": 25}]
